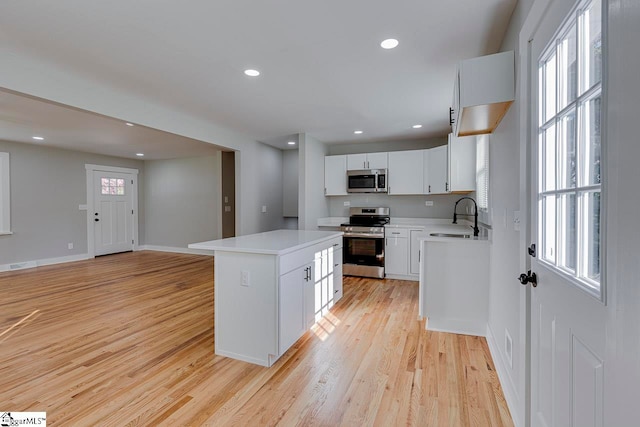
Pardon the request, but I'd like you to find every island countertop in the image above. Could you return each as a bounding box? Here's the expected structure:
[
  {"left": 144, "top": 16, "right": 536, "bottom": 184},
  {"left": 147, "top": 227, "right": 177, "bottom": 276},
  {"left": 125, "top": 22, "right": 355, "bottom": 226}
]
[{"left": 188, "top": 229, "right": 343, "bottom": 256}]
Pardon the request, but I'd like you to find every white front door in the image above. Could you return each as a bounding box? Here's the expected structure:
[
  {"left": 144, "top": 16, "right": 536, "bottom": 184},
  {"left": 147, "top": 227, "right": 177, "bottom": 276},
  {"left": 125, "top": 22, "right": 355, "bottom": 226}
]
[
  {"left": 527, "top": 0, "right": 606, "bottom": 426},
  {"left": 93, "top": 170, "right": 134, "bottom": 256}
]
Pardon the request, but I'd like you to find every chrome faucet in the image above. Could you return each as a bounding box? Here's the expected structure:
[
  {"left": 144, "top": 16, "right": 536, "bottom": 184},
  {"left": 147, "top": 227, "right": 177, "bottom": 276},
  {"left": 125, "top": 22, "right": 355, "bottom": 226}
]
[{"left": 452, "top": 196, "right": 480, "bottom": 237}]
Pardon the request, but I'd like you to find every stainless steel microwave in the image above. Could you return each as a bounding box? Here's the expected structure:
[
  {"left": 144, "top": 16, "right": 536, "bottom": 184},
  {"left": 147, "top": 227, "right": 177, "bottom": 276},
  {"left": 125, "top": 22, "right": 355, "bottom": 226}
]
[{"left": 347, "top": 169, "right": 387, "bottom": 193}]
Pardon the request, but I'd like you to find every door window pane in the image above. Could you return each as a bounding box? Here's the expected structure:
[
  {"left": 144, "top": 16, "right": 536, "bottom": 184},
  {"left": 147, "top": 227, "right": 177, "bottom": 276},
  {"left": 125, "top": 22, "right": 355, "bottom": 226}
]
[
  {"left": 543, "top": 125, "right": 557, "bottom": 192},
  {"left": 558, "top": 109, "right": 577, "bottom": 189},
  {"left": 101, "top": 177, "right": 126, "bottom": 195},
  {"left": 542, "top": 195, "right": 557, "bottom": 263},
  {"left": 580, "top": 0, "right": 602, "bottom": 94},
  {"left": 583, "top": 191, "right": 601, "bottom": 282},
  {"left": 559, "top": 193, "right": 577, "bottom": 272},
  {"left": 558, "top": 23, "right": 577, "bottom": 110},
  {"left": 544, "top": 54, "right": 557, "bottom": 124},
  {"left": 582, "top": 95, "right": 602, "bottom": 185}
]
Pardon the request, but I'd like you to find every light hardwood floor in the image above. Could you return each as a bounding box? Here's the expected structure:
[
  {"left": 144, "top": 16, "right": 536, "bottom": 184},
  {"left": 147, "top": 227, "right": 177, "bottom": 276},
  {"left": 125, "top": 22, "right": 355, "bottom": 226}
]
[{"left": 0, "top": 251, "right": 512, "bottom": 426}]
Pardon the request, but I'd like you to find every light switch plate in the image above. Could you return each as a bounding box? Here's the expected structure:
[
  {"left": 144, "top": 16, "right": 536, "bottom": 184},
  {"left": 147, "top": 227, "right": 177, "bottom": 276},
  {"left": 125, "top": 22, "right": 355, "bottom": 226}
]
[
  {"left": 261, "top": 205, "right": 267, "bottom": 213},
  {"left": 241, "top": 271, "right": 250, "bottom": 287},
  {"left": 513, "top": 210, "right": 521, "bottom": 231}
]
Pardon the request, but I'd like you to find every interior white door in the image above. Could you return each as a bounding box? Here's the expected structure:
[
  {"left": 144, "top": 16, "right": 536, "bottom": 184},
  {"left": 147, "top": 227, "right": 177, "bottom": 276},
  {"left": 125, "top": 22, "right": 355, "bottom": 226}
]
[
  {"left": 528, "top": 1, "right": 606, "bottom": 426},
  {"left": 93, "top": 170, "right": 134, "bottom": 256}
]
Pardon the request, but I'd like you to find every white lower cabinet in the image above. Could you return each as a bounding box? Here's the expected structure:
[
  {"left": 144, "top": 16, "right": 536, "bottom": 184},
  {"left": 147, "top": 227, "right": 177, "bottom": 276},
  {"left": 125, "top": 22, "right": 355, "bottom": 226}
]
[
  {"left": 385, "top": 229, "right": 409, "bottom": 276},
  {"left": 409, "top": 230, "right": 427, "bottom": 275},
  {"left": 333, "top": 249, "right": 343, "bottom": 301},
  {"left": 279, "top": 263, "right": 310, "bottom": 355},
  {"left": 384, "top": 227, "right": 423, "bottom": 280}
]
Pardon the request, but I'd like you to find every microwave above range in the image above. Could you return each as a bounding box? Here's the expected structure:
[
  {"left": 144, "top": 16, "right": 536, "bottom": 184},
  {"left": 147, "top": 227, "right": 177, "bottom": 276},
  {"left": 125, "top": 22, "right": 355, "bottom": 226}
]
[{"left": 347, "top": 169, "right": 387, "bottom": 193}]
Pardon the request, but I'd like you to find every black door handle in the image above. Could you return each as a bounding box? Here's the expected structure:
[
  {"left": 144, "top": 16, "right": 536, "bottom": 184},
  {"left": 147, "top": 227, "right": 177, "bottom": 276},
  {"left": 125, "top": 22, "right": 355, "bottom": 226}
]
[{"left": 518, "top": 270, "right": 537, "bottom": 287}]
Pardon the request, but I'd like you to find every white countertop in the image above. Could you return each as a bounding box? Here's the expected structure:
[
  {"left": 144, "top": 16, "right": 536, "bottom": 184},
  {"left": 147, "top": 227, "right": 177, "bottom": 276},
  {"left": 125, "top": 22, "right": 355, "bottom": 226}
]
[{"left": 189, "top": 229, "right": 343, "bottom": 255}]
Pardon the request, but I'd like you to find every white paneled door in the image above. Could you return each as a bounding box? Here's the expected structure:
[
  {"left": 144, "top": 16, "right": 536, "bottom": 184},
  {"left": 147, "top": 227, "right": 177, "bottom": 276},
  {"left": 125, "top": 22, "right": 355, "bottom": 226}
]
[
  {"left": 527, "top": 0, "right": 606, "bottom": 426},
  {"left": 93, "top": 170, "right": 134, "bottom": 256}
]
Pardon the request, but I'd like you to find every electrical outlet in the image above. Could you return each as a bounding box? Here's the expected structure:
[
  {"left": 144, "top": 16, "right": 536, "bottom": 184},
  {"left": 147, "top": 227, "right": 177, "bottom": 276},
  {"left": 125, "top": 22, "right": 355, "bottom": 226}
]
[
  {"left": 68, "top": 243, "right": 73, "bottom": 250},
  {"left": 425, "top": 200, "right": 434, "bottom": 207},
  {"left": 343, "top": 201, "right": 351, "bottom": 207},
  {"left": 241, "top": 271, "right": 250, "bottom": 287}
]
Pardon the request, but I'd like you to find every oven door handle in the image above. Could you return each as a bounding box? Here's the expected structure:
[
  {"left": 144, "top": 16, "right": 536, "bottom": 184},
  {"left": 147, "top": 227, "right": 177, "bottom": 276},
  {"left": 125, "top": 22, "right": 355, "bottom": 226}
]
[{"left": 343, "top": 232, "right": 384, "bottom": 239}]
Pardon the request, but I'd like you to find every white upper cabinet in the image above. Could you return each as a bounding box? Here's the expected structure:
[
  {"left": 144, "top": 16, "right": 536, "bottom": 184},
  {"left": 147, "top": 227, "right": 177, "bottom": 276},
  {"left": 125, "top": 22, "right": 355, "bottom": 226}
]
[
  {"left": 366, "top": 152, "right": 388, "bottom": 169},
  {"left": 423, "top": 145, "right": 448, "bottom": 194},
  {"left": 388, "top": 150, "right": 424, "bottom": 195},
  {"left": 324, "top": 155, "right": 347, "bottom": 196},
  {"left": 347, "top": 153, "right": 367, "bottom": 170},
  {"left": 448, "top": 134, "right": 476, "bottom": 192},
  {"left": 346, "top": 152, "right": 388, "bottom": 170},
  {"left": 452, "top": 50, "right": 515, "bottom": 137}
]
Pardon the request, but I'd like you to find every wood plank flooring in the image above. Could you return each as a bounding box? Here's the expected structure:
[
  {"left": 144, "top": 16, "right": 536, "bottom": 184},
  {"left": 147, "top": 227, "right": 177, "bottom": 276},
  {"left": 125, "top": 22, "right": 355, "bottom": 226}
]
[{"left": 0, "top": 251, "right": 513, "bottom": 426}]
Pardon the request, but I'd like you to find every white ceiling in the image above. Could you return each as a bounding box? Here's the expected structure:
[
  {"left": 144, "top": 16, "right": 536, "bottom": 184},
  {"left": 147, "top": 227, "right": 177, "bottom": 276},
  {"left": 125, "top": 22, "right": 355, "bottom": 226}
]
[{"left": 0, "top": 0, "right": 516, "bottom": 158}]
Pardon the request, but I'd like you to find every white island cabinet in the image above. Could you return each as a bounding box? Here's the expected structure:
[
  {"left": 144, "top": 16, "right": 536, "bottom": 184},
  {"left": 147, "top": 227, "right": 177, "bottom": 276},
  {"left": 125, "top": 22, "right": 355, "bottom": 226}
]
[
  {"left": 419, "top": 234, "right": 489, "bottom": 336},
  {"left": 189, "top": 230, "right": 343, "bottom": 367}
]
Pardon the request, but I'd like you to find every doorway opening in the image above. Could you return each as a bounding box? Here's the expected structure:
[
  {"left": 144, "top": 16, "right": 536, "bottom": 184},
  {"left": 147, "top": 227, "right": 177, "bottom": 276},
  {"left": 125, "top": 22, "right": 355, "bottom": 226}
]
[{"left": 221, "top": 151, "right": 236, "bottom": 238}]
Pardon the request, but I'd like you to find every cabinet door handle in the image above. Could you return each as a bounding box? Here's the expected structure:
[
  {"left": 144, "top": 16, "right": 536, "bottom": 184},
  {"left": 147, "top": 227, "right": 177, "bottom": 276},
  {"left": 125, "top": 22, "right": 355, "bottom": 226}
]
[
  {"left": 446, "top": 182, "right": 449, "bottom": 192},
  {"left": 428, "top": 184, "right": 431, "bottom": 193}
]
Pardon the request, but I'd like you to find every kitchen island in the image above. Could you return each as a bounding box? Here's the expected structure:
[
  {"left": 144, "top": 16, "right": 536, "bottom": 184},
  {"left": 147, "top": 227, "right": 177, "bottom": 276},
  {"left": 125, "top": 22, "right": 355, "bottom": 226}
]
[
  {"left": 419, "top": 230, "right": 490, "bottom": 337},
  {"left": 189, "top": 229, "right": 343, "bottom": 367}
]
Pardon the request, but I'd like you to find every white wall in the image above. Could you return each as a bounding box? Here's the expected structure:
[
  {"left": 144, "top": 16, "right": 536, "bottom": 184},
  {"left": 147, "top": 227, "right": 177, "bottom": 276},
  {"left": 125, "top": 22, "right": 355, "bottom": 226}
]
[
  {"left": 235, "top": 141, "right": 285, "bottom": 234},
  {"left": 299, "top": 133, "right": 328, "bottom": 230},
  {"left": 0, "top": 140, "right": 143, "bottom": 266},
  {"left": 282, "top": 149, "right": 299, "bottom": 217},
  {"left": 484, "top": 1, "right": 534, "bottom": 425},
  {"left": 603, "top": 0, "right": 640, "bottom": 424},
  {"left": 143, "top": 155, "right": 220, "bottom": 249}
]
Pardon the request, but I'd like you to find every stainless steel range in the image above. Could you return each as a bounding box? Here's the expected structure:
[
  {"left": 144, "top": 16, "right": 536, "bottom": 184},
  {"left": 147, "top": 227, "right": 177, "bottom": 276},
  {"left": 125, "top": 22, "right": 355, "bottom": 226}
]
[{"left": 341, "top": 207, "right": 390, "bottom": 278}]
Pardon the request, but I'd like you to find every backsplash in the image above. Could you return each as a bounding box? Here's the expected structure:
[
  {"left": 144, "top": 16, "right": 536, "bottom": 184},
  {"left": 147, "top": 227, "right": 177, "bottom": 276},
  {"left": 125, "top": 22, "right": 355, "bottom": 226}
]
[{"left": 327, "top": 193, "right": 476, "bottom": 219}]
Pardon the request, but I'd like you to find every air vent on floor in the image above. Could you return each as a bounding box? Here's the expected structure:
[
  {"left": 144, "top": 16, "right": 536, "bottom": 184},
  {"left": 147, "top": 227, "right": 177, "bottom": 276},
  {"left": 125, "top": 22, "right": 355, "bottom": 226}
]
[
  {"left": 9, "top": 261, "right": 37, "bottom": 271},
  {"left": 505, "top": 329, "right": 513, "bottom": 369}
]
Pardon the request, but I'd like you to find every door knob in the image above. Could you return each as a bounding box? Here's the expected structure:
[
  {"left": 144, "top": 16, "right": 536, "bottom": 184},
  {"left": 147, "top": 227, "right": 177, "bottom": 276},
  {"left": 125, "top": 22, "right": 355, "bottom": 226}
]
[
  {"left": 94, "top": 218, "right": 100, "bottom": 222},
  {"left": 518, "top": 270, "right": 537, "bottom": 287}
]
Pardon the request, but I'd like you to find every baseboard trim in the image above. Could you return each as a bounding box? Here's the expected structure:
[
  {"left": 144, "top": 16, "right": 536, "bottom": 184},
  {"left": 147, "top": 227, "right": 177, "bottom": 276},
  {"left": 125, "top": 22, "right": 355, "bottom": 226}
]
[
  {"left": 486, "top": 323, "right": 522, "bottom": 427},
  {"left": 384, "top": 273, "right": 419, "bottom": 282},
  {"left": 0, "top": 253, "right": 91, "bottom": 272},
  {"left": 425, "top": 317, "right": 486, "bottom": 337},
  {"left": 139, "top": 245, "right": 213, "bottom": 256}
]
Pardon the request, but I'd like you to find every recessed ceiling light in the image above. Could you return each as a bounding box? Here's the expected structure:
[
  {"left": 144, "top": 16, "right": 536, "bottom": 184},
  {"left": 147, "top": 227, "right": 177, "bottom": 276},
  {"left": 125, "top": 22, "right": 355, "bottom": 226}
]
[
  {"left": 32, "top": 136, "right": 44, "bottom": 140},
  {"left": 126, "top": 122, "right": 135, "bottom": 127},
  {"left": 136, "top": 153, "right": 144, "bottom": 157},
  {"left": 287, "top": 141, "right": 296, "bottom": 145},
  {"left": 244, "top": 69, "right": 260, "bottom": 77},
  {"left": 412, "top": 124, "right": 423, "bottom": 129},
  {"left": 354, "top": 130, "right": 363, "bottom": 135},
  {"left": 380, "top": 38, "right": 399, "bottom": 49}
]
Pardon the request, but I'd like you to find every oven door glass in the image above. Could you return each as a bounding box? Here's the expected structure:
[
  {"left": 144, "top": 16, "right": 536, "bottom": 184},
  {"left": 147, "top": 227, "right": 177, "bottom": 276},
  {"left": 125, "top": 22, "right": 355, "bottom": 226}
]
[{"left": 343, "top": 236, "right": 384, "bottom": 267}]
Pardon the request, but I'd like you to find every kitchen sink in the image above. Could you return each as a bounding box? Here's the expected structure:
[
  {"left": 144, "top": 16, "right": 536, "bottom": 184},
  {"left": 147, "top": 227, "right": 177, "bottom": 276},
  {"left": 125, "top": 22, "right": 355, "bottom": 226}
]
[{"left": 429, "top": 232, "right": 472, "bottom": 239}]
